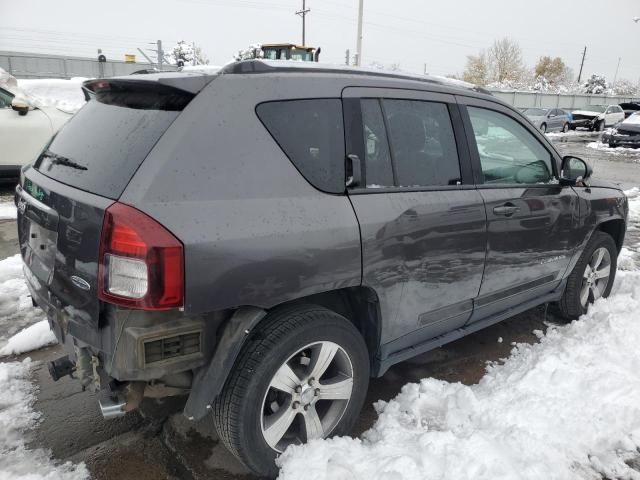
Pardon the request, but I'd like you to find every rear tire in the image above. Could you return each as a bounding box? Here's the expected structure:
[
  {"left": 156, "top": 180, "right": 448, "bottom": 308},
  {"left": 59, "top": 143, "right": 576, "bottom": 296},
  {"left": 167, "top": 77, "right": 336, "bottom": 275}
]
[
  {"left": 212, "top": 304, "right": 370, "bottom": 478},
  {"left": 562, "top": 123, "right": 569, "bottom": 133},
  {"left": 557, "top": 231, "right": 617, "bottom": 321},
  {"left": 540, "top": 123, "right": 547, "bottom": 133}
]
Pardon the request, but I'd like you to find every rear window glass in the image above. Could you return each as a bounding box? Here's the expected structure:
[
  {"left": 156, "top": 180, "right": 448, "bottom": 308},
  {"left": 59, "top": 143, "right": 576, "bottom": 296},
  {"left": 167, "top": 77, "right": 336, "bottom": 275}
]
[
  {"left": 256, "top": 99, "right": 345, "bottom": 194},
  {"left": 34, "top": 83, "right": 191, "bottom": 199}
]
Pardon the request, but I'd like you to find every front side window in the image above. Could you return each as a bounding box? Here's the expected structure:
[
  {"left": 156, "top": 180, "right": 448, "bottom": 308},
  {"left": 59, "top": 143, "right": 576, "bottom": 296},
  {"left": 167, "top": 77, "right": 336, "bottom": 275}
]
[
  {"left": 467, "top": 106, "right": 554, "bottom": 185},
  {"left": 256, "top": 99, "right": 345, "bottom": 193},
  {"left": 382, "top": 99, "right": 461, "bottom": 187}
]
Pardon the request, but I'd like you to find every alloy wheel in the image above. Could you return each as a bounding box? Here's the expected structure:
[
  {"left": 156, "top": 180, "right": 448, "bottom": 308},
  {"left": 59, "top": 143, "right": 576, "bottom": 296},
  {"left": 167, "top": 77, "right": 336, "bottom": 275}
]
[
  {"left": 260, "top": 341, "right": 354, "bottom": 452},
  {"left": 580, "top": 247, "right": 612, "bottom": 307}
]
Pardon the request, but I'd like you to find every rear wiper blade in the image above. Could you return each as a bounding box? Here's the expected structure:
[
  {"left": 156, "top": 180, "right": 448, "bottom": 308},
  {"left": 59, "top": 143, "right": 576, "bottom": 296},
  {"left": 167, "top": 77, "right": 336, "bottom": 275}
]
[{"left": 42, "top": 151, "right": 88, "bottom": 171}]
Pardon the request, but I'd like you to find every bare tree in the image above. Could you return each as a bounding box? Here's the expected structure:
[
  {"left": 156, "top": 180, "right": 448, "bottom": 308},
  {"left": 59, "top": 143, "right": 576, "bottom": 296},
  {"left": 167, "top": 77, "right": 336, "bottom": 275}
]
[
  {"left": 534, "top": 56, "right": 572, "bottom": 84},
  {"left": 463, "top": 52, "right": 489, "bottom": 85},
  {"left": 487, "top": 38, "right": 524, "bottom": 83}
]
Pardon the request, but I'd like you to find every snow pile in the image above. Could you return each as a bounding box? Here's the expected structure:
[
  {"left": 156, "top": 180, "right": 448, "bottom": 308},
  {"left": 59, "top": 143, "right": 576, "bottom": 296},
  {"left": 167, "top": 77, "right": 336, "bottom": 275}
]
[
  {"left": 587, "top": 141, "right": 640, "bottom": 155},
  {"left": 0, "top": 320, "right": 56, "bottom": 357},
  {"left": 279, "top": 271, "right": 640, "bottom": 479},
  {"left": 278, "top": 193, "right": 640, "bottom": 480},
  {"left": 0, "top": 66, "right": 18, "bottom": 90},
  {"left": 17, "top": 78, "right": 87, "bottom": 114},
  {"left": 0, "top": 255, "right": 46, "bottom": 351},
  {"left": 0, "top": 359, "right": 88, "bottom": 479},
  {"left": 0, "top": 200, "right": 17, "bottom": 220}
]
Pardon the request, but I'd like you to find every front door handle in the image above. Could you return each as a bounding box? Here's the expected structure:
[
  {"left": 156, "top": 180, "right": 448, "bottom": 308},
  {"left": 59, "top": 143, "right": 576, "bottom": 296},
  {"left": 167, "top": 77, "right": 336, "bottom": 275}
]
[{"left": 493, "top": 204, "right": 520, "bottom": 216}]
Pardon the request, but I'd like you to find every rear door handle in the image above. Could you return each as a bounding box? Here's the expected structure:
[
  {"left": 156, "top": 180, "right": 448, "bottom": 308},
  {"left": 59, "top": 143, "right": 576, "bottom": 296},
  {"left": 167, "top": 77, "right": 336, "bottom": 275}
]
[{"left": 493, "top": 204, "right": 520, "bottom": 216}]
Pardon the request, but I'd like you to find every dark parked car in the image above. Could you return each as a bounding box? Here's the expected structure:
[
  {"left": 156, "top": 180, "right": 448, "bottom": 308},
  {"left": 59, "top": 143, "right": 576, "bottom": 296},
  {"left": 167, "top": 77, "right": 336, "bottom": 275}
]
[
  {"left": 16, "top": 61, "right": 628, "bottom": 477},
  {"left": 603, "top": 112, "right": 640, "bottom": 148},
  {"left": 619, "top": 102, "right": 640, "bottom": 119}
]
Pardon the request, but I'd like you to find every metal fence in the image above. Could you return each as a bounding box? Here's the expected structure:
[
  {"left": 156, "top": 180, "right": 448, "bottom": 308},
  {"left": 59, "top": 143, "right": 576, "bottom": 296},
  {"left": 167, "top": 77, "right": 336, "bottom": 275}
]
[
  {"left": 490, "top": 90, "right": 640, "bottom": 110},
  {"left": 0, "top": 51, "right": 176, "bottom": 79}
]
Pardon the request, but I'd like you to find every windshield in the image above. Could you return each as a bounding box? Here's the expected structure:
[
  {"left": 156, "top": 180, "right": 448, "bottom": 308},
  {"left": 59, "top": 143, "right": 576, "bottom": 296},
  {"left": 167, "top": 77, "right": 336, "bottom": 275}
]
[
  {"left": 291, "top": 49, "right": 313, "bottom": 61},
  {"left": 579, "top": 105, "right": 607, "bottom": 113},
  {"left": 522, "top": 108, "right": 548, "bottom": 116}
]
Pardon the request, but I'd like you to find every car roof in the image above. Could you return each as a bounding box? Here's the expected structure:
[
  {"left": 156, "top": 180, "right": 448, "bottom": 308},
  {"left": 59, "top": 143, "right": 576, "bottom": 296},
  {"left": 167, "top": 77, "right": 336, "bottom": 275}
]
[
  {"left": 218, "top": 60, "right": 494, "bottom": 96},
  {"left": 105, "top": 60, "right": 497, "bottom": 101}
]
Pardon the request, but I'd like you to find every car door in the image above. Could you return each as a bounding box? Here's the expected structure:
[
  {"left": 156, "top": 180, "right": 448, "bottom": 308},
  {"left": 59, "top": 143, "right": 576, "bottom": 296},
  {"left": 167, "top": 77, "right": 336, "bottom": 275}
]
[
  {"left": 613, "top": 106, "right": 624, "bottom": 125},
  {"left": 552, "top": 109, "right": 565, "bottom": 130},
  {"left": 458, "top": 97, "right": 582, "bottom": 322},
  {"left": 342, "top": 87, "right": 487, "bottom": 359},
  {"left": 0, "top": 92, "right": 54, "bottom": 167}
]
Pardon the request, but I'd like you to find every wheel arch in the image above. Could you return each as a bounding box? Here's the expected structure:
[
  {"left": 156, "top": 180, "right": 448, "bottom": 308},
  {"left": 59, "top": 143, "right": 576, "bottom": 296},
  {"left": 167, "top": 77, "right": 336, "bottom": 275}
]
[
  {"left": 596, "top": 218, "right": 626, "bottom": 252},
  {"left": 184, "top": 286, "right": 383, "bottom": 421}
]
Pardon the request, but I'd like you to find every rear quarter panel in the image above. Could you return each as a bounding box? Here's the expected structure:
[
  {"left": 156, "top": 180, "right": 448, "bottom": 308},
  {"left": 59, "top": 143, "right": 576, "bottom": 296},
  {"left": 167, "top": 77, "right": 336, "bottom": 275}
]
[{"left": 120, "top": 75, "right": 362, "bottom": 314}]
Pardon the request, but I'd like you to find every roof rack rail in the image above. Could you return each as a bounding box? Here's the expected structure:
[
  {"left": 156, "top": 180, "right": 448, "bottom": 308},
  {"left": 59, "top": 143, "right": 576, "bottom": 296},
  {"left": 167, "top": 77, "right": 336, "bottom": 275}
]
[{"left": 218, "top": 60, "right": 492, "bottom": 96}]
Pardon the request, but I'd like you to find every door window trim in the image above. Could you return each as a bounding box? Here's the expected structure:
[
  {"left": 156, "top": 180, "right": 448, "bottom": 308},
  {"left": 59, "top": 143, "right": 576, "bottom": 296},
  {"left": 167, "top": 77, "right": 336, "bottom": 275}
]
[
  {"left": 457, "top": 96, "right": 562, "bottom": 189},
  {"left": 342, "top": 88, "right": 475, "bottom": 195}
]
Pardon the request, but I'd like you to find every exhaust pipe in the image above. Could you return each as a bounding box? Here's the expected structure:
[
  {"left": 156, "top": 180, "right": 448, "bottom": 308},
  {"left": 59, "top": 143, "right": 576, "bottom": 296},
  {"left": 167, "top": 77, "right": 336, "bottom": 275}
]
[
  {"left": 47, "top": 355, "right": 75, "bottom": 381},
  {"left": 98, "top": 391, "right": 127, "bottom": 419}
]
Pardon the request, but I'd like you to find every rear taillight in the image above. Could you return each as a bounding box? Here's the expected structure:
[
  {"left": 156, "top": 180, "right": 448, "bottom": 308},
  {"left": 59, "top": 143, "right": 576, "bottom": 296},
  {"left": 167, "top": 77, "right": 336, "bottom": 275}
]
[{"left": 98, "top": 202, "right": 184, "bottom": 310}]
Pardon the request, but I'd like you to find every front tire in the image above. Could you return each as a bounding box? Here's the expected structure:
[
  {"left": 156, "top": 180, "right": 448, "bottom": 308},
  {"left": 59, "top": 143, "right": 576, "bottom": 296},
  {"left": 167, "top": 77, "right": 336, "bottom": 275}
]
[
  {"left": 558, "top": 231, "right": 617, "bottom": 320},
  {"left": 212, "top": 304, "right": 370, "bottom": 478},
  {"left": 562, "top": 122, "right": 569, "bottom": 133},
  {"left": 596, "top": 120, "right": 606, "bottom": 132},
  {"left": 540, "top": 123, "right": 547, "bottom": 133}
]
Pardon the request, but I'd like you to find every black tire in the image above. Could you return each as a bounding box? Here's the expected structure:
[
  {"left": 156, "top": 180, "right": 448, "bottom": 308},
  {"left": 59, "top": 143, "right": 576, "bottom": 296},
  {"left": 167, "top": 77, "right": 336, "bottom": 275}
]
[
  {"left": 558, "top": 231, "right": 617, "bottom": 321},
  {"left": 562, "top": 122, "right": 569, "bottom": 133},
  {"left": 596, "top": 120, "right": 605, "bottom": 132},
  {"left": 540, "top": 123, "right": 547, "bottom": 133},
  {"left": 212, "top": 304, "right": 370, "bottom": 478}
]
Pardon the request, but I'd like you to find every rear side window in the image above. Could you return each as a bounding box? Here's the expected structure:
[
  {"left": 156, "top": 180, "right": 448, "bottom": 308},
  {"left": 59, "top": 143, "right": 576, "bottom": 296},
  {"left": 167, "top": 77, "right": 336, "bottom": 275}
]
[
  {"left": 361, "top": 99, "right": 393, "bottom": 187},
  {"left": 383, "top": 99, "right": 461, "bottom": 187},
  {"left": 34, "top": 81, "right": 193, "bottom": 199},
  {"left": 256, "top": 99, "right": 345, "bottom": 193}
]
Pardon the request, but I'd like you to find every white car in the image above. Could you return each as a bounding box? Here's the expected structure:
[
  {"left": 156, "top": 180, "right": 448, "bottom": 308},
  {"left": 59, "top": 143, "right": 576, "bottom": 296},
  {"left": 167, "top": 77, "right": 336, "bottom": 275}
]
[
  {"left": 0, "top": 85, "right": 73, "bottom": 182},
  {"left": 570, "top": 104, "right": 625, "bottom": 132}
]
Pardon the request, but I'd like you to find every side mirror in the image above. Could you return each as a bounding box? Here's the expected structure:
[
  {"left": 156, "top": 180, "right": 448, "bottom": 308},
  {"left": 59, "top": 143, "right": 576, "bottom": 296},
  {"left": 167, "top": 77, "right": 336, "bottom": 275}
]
[
  {"left": 11, "top": 98, "right": 30, "bottom": 116},
  {"left": 560, "top": 156, "right": 593, "bottom": 187}
]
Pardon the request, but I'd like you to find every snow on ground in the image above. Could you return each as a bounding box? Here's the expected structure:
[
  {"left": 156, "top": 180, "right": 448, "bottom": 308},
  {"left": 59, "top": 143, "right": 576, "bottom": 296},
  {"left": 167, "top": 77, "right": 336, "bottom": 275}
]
[
  {"left": 0, "top": 359, "right": 88, "bottom": 479},
  {"left": 0, "top": 200, "right": 17, "bottom": 220},
  {"left": 545, "top": 130, "right": 598, "bottom": 139},
  {"left": 0, "top": 255, "right": 46, "bottom": 352},
  {"left": 0, "top": 320, "right": 56, "bottom": 357},
  {"left": 278, "top": 193, "right": 640, "bottom": 480},
  {"left": 17, "top": 78, "right": 87, "bottom": 114},
  {"left": 587, "top": 141, "right": 640, "bottom": 155}
]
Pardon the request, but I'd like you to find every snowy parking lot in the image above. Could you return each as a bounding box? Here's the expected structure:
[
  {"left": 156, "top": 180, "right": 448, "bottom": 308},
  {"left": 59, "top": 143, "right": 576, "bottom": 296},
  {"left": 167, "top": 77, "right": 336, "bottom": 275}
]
[{"left": 1, "top": 132, "right": 640, "bottom": 479}]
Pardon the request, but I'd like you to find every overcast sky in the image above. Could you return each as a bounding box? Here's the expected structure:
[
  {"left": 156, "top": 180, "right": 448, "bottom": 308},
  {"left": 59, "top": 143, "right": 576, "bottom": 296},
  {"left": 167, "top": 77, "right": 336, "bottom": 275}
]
[{"left": 1, "top": 0, "right": 639, "bottom": 82}]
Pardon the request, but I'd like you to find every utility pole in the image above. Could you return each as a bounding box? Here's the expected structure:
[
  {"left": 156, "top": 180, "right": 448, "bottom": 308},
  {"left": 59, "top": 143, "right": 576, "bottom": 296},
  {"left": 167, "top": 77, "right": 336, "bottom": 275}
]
[
  {"left": 345, "top": 49, "right": 350, "bottom": 66},
  {"left": 423, "top": 63, "right": 427, "bottom": 75},
  {"left": 157, "top": 40, "right": 164, "bottom": 71},
  {"left": 355, "top": 0, "right": 364, "bottom": 66},
  {"left": 296, "top": 0, "right": 311, "bottom": 46},
  {"left": 143, "top": 40, "right": 165, "bottom": 71},
  {"left": 192, "top": 42, "right": 197, "bottom": 66},
  {"left": 613, "top": 57, "right": 622, "bottom": 86},
  {"left": 577, "top": 46, "right": 587, "bottom": 83}
]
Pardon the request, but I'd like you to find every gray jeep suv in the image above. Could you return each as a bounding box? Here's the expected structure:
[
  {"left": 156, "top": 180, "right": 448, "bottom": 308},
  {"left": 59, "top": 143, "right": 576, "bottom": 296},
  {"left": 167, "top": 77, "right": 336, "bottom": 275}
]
[{"left": 16, "top": 61, "right": 627, "bottom": 477}]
